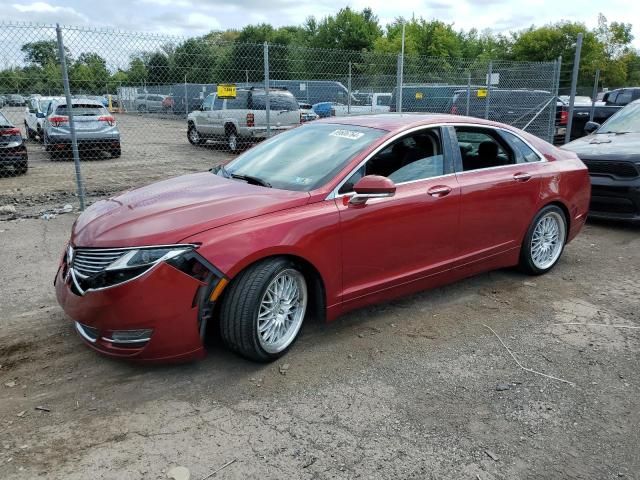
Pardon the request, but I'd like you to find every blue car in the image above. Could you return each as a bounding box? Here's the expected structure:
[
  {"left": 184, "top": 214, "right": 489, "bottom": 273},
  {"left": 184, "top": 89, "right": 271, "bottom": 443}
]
[{"left": 312, "top": 102, "right": 338, "bottom": 118}]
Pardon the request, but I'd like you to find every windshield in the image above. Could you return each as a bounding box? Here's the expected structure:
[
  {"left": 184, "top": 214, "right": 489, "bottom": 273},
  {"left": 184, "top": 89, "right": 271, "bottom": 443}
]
[
  {"left": 0, "top": 112, "right": 10, "bottom": 127},
  {"left": 598, "top": 102, "right": 640, "bottom": 134},
  {"left": 220, "top": 123, "right": 385, "bottom": 191},
  {"left": 55, "top": 104, "right": 108, "bottom": 116}
]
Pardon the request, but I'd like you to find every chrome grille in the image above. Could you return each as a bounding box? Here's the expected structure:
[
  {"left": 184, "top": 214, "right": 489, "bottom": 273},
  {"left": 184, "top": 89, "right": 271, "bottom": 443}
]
[{"left": 71, "top": 248, "right": 128, "bottom": 277}]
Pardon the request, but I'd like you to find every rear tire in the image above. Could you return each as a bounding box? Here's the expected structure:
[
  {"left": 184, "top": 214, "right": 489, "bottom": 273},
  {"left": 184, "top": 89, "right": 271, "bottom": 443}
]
[
  {"left": 219, "top": 258, "right": 308, "bottom": 362},
  {"left": 110, "top": 146, "right": 121, "bottom": 158},
  {"left": 519, "top": 205, "right": 567, "bottom": 275},
  {"left": 15, "top": 161, "right": 28, "bottom": 175}
]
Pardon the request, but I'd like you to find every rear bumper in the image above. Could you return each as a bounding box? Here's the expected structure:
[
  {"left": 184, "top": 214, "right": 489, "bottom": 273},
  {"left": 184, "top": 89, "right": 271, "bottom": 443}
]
[
  {"left": 0, "top": 148, "right": 28, "bottom": 165},
  {"left": 55, "top": 262, "right": 206, "bottom": 362},
  {"left": 589, "top": 175, "right": 640, "bottom": 222}
]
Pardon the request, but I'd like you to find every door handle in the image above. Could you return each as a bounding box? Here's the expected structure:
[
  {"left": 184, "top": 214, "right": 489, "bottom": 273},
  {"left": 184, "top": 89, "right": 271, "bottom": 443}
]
[
  {"left": 513, "top": 172, "right": 532, "bottom": 182},
  {"left": 427, "top": 185, "right": 452, "bottom": 197}
]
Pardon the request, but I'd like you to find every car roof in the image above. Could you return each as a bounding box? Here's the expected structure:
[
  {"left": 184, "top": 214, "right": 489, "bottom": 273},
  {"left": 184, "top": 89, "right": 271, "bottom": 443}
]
[{"left": 314, "top": 113, "right": 514, "bottom": 132}]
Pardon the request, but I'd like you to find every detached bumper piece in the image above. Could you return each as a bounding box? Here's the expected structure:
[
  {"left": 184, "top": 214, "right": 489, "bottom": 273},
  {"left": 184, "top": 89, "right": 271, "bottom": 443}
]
[{"left": 56, "top": 246, "right": 226, "bottom": 362}]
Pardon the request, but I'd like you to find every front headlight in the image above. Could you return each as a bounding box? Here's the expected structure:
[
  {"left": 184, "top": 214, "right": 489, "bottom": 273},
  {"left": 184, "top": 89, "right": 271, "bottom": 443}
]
[{"left": 106, "top": 246, "right": 193, "bottom": 271}]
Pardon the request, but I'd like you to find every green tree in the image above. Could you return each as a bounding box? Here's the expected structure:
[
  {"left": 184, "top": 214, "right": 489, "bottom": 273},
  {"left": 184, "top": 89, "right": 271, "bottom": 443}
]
[{"left": 21, "top": 40, "right": 70, "bottom": 67}]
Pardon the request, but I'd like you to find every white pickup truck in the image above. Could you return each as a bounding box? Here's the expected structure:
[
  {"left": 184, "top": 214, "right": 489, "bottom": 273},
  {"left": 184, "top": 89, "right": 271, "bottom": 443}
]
[{"left": 332, "top": 93, "right": 392, "bottom": 116}]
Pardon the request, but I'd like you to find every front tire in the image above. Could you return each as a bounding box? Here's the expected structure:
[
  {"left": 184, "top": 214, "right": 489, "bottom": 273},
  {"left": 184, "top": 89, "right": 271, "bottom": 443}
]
[
  {"left": 219, "top": 258, "right": 308, "bottom": 362},
  {"left": 187, "top": 124, "right": 205, "bottom": 145},
  {"left": 520, "top": 205, "right": 567, "bottom": 275},
  {"left": 226, "top": 128, "right": 238, "bottom": 152}
]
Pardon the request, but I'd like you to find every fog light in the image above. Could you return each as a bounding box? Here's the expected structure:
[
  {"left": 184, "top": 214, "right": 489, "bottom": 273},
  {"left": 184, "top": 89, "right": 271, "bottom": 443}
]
[{"left": 103, "top": 329, "right": 153, "bottom": 344}]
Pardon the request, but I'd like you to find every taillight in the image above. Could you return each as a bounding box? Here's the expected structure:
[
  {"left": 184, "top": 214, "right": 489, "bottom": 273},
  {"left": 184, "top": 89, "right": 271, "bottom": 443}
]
[
  {"left": 0, "top": 127, "right": 20, "bottom": 136},
  {"left": 246, "top": 113, "right": 255, "bottom": 127},
  {"left": 450, "top": 105, "right": 459, "bottom": 115},
  {"left": 98, "top": 115, "right": 116, "bottom": 126},
  {"left": 50, "top": 116, "right": 69, "bottom": 127},
  {"left": 560, "top": 109, "right": 568, "bottom": 125}
]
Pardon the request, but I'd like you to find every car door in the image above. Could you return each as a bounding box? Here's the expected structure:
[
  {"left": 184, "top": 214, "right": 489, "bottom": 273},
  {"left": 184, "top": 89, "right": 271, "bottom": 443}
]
[
  {"left": 451, "top": 125, "right": 545, "bottom": 264},
  {"left": 193, "top": 95, "right": 215, "bottom": 135},
  {"left": 336, "top": 126, "right": 460, "bottom": 302}
]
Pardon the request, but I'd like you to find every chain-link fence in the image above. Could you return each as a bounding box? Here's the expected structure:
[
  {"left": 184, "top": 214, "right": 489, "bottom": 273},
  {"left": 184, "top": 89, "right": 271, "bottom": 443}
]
[{"left": 0, "top": 22, "right": 561, "bottom": 207}]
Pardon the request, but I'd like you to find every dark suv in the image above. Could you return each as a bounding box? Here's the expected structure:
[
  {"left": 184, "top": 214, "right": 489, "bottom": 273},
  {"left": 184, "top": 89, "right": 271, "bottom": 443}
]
[{"left": 0, "top": 111, "right": 28, "bottom": 175}]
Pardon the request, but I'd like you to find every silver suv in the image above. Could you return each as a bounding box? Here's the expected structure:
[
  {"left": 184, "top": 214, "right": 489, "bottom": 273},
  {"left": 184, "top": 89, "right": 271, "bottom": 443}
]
[
  {"left": 43, "top": 98, "right": 121, "bottom": 159},
  {"left": 134, "top": 94, "right": 169, "bottom": 113},
  {"left": 187, "top": 88, "right": 300, "bottom": 151}
]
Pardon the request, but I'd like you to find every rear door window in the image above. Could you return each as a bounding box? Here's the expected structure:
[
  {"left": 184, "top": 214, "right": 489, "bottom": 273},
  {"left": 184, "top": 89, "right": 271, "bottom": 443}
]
[
  {"left": 269, "top": 93, "right": 298, "bottom": 111},
  {"left": 500, "top": 130, "right": 541, "bottom": 163},
  {"left": 615, "top": 90, "right": 633, "bottom": 106},
  {"left": 454, "top": 127, "right": 515, "bottom": 171},
  {"left": 225, "top": 91, "right": 249, "bottom": 110}
]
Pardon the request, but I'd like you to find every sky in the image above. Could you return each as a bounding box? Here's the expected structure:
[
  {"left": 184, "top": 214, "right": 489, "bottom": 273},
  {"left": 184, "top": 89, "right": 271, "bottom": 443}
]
[{"left": 0, "top": 0, "right": 639, "bottom": 47}]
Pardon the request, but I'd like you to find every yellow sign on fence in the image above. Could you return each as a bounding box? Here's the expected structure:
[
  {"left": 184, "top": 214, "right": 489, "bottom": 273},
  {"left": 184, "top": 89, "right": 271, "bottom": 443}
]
[
  {"left": 217, "top": 84, "right": 237, "bottom": 99},
  {"left": 415, "top": 92, "right": 424, "bottom": 99},
  {"left": 477, "top": 89, "right": 488, "bottom": 98}
]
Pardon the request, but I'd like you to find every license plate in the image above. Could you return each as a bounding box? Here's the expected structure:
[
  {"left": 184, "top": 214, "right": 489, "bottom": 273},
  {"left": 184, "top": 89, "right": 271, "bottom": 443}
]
[{"left": 74, "top": 121, "right": 97, "bottom": 130}]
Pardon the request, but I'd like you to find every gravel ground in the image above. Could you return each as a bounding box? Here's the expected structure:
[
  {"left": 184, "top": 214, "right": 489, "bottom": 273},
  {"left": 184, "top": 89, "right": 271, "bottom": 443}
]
[
  {"left": 1, "top": 105, "right": 639, "bottom": 479},
  {"left": 0, "top": 212, "right": 639, "bottom": 479},
  {"left": 0, "top": 106, "right": 233, "bottom": 215}
]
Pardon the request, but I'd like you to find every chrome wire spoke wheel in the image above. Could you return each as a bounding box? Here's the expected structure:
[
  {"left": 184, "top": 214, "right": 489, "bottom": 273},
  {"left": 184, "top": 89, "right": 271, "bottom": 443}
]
[
  {"left": 257, "top": 269, "right": 307, "bottom": 354},
  {"left": 188, "top": 127, "right": 200, "bottom": 143},
  {"left": 530, "top": 211, "right": 565, "bottom": 270}
]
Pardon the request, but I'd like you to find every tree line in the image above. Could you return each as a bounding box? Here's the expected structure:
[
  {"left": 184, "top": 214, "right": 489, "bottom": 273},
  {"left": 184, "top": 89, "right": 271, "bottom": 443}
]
[{"left": 1, "top": 9, "right": 638, "bottom": 96}]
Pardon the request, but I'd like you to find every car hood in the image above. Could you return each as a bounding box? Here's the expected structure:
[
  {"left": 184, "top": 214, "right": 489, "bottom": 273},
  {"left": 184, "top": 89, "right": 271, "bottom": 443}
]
[
  {"left": 562, "top": 133, "right": 640, "bottom": 162},
  {"left": 72, "top": 172, "right": 310, "bottom": 247}
]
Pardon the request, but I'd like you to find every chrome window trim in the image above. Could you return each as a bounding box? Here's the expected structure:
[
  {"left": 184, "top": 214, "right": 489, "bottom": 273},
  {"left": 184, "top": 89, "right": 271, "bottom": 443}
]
[{"left": 325, "top": 122, "right": 546, "bottom": 200}]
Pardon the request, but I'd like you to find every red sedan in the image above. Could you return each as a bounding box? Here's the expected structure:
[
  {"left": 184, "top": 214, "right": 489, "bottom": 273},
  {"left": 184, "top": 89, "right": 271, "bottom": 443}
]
[{"left": 55, "top": 115, "right": 590, "bottom": 362}]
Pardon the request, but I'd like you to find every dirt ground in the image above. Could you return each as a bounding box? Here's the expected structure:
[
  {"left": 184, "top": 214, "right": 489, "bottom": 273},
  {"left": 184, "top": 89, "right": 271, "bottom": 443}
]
[
  {"left": 0, "top": 211, "right": 639, "bottom": 479},
  {"left": 1, "top": 105, "right": 640, "bottom": 479},
  {"left": 0, "top": 106, "right": 233, "bottom": 212}
]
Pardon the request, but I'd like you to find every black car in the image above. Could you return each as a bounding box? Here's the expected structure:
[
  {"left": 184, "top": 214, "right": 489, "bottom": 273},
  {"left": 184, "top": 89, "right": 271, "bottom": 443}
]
[
  {"left": 0, "top": 111, "right": 28, "bottom": 175},
  {"left": 562, "top": 100, "right": 640, "bottom": 222}
]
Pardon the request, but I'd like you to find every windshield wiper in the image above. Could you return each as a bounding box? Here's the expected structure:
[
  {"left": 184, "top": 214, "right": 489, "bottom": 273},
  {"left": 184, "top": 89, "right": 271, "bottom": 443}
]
[
  {"left": 212, "top": 164, "right": 271, "bottom": 187},
  {"left": 597, "top": 131, "right": 631, "bottom": 135}
]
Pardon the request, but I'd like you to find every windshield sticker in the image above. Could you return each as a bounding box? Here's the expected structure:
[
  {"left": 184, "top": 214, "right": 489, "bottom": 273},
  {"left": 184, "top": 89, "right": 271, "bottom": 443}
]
[
  {"left": 294, "top": 177, "right": 313, "bottom": 185},
  {"left": 330, "top": 129, "right": 365, "bottom": 140}
]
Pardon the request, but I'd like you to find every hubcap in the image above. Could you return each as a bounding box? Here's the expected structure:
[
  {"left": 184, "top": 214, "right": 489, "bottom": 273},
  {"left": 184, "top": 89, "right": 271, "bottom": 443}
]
[
  {"left": 530, "top": 211, "right": 565, "bottom": 270},
  {"left": 257, "top": 269, "right": 307, "bottom": 354},
  {"left": 228, "top": 134, "right": 237, "bottom": 151},
  {"left": 189, "top": 128, "right": 199, "bottom": 143}
]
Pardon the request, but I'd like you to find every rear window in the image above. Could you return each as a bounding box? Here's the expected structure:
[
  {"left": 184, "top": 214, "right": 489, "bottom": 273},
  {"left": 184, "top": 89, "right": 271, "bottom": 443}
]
[
  {"left": 0, "top": 112, "right": 10, "bottom": 126},
  {"left": 251, "top": 92, "right": 298, "bottom": 111},
  {"left": 55, "top": 104, "right": 108, "bottom": 116}
]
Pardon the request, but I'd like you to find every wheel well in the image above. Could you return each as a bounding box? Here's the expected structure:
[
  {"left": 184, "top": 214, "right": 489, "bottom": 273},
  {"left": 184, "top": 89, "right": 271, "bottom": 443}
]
[
  {"left": 187, "top": 120, "right": 195, "bottom": 127},
  {"left": 207, "top": 254, "right": 327, "bottom": 340},
  {"left": 545, "top": 201, "right": 571, "bottom": 238},
  {"left": 224, "top": 123, "right": 237, "bottom": 135}
]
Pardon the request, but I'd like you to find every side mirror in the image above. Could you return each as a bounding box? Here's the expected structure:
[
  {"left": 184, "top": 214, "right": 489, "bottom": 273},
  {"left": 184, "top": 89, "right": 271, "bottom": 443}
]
[
  {"left": 36, "top": 112, "right": 45, "bottom": 118},
  {"left": 349, "top": 175, "right": 396, "bottom": 206},
  {"left": 584, "top": 121, "right": 600, "bottom": 134}
]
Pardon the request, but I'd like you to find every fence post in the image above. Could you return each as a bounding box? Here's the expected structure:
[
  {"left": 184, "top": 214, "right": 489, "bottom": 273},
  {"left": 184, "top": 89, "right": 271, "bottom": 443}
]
[
  {"left": 397, "top": 23, "right": 405, "bottom": 113},
  {"left": 590, "top": 69, "right": 600, "bottom": 122},
  {"left": 484, "top": 61, "right": 492, "bottom": 120},
  {"left": 184, "top": 74, "right": 188, "bottom": 118},
  {"left": 56, "top": 24, "right": 85, "bottom": 211},
  {"left": 465, "top": 72, "right": 471, "bottom": 116},
  {"left": 264, "top": 41, "right": 270, "bottom": 138},
  {"left": 565, "top": 33, "right": 583, "bottom": 145},
  {"left": 347, "top": 62, "right": 352, "bottom": 115}
]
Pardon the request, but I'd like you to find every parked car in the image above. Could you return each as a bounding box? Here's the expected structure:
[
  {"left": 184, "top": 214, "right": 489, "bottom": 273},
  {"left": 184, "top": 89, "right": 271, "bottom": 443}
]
[
  {"left": 55, "top": 114, "right": 590, "bottom": 363},
  {"left": 390, "top": 84, "right": 477, "bottom": 113},
  {"left": 187, "top": 87, "right": 300, "bottom": 151},
  {"left": 7, "top": 94, "right": 26, "bottom": 106},
  {"left": 602, "top": 87, "right": 640, "bottom": 107},
  {"left": 0, "top": 111, "right": 28, "bottom": 175},
  {"left": 24, "top": 96, "right": 63, "bottom": 141},
  {"left": 299, "top": 102, "right": 319, "bottom": 122},
  {"left": 332, "top": 93, "right": 392, "bottom": 116},
  {"left": 242, "top": 80, "right": 357, "bottom": 105},
  {"left": 43, "top": 98, "right": 121, "bottom": 159},
  {"left": 556, "top": 96, "right": 622, "bottom": 143},
  {"left": 562, "top": 100, "right": 640, "bottom": 222},
  {"left": 312, "top": 101, "right": 338, "bottom": 118},
  {"left": 134, "top": 94, "right": 170, "bottom": 113}
]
